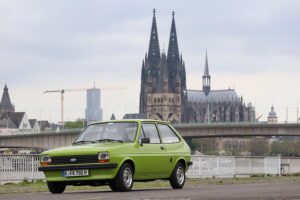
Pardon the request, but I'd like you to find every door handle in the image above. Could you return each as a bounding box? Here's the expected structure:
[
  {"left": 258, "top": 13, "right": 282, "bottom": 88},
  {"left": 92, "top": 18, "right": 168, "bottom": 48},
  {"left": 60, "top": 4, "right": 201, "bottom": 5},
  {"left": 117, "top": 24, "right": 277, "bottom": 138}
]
[{"left": 160, "top": 146, "right": 165, "bottom": 150}]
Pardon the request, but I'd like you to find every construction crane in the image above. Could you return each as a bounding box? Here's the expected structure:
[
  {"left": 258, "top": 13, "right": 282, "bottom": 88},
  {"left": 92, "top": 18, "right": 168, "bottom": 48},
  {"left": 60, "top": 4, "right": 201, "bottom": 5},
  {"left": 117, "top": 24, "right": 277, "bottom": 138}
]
[
  {"left": 44, "top": 87, "right": 125, "bottom": 126},
  {"left": 256, "top": 114, "right": 263, "bottom": 121}
]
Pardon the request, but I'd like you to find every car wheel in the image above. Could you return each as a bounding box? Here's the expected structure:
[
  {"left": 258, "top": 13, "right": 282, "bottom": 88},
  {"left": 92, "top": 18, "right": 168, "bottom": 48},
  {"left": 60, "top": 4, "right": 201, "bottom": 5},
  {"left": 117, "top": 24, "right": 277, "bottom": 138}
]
[
  {"left": 109, "top": 181, "right": 117, "bottom": 191},
  {"left": 47, "top": 181, "right": 66, "bottom": 194},
  {"left": 113, "top": 162, "right": 134, "bottom": 192},
  {"left": 169, "top": 162, "right": 185, "bottom": 189}
]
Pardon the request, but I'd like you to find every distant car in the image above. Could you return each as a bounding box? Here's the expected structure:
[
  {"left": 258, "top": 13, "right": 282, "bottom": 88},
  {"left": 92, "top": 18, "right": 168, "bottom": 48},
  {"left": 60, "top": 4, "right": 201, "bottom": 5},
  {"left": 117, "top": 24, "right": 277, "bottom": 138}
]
[{"left": 39, "top": 119, "right": 192, "bottom": 193}]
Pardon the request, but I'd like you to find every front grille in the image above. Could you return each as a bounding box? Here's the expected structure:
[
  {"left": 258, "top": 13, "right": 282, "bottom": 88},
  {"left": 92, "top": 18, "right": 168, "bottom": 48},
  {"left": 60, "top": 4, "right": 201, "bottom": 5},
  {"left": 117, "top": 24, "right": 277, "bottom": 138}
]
[{"left": 51, "top": 155, "right": 98, "bottom": 165}]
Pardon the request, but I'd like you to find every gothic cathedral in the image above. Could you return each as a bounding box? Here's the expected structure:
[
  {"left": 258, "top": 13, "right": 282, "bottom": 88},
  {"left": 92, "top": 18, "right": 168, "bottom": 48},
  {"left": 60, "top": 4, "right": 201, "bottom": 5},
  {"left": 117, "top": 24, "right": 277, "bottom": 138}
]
[
  {"left": 139, "top": 10, "right": 255, "bottom": 123},
  {"left": 139, "top": 10, "right": 187, "bottom": 123}
]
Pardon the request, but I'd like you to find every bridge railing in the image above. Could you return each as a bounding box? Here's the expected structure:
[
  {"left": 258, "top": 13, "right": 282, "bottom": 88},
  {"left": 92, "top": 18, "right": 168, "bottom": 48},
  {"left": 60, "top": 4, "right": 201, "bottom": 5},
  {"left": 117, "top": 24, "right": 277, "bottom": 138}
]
[
  {"left": 174, "top": 121, "right": 263, "bottom": 127},
  {"left": 173, "top": 121, "right": 300, "bottom": 127},
  {"left": 0, "top": 128, "right": 83, "bottom": 137},
  {"left": 2, "top": 121, "right": 300, "bottom": 137}
]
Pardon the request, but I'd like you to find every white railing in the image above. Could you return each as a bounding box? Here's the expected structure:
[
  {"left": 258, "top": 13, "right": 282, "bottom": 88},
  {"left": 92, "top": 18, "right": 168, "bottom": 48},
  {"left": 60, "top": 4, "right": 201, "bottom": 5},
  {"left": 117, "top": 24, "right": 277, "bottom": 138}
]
[
  {"left": 0, "top": 155, "right": 300, "bottom": 183},
  {"left": 0, "top": 154, "right": 44, "bottom": 183},
  {"left": 186, "top": 155, "right": 282, "bottom": 178}
]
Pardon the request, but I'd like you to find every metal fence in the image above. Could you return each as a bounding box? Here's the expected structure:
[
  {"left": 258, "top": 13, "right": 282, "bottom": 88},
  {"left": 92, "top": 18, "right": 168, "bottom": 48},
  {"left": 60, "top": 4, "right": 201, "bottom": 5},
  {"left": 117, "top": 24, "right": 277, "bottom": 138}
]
[
  {"left": 0, "top": 154, "right": 44, "bottom": 183},
  {"left": 186, "top": 155, "right": 282, "bottom": 178},
  {"left": 281, "top": 157, "right": 300, "bottom": 175},
  {"left": 0, "top": 155, "right": 300, "bottom": 183}
]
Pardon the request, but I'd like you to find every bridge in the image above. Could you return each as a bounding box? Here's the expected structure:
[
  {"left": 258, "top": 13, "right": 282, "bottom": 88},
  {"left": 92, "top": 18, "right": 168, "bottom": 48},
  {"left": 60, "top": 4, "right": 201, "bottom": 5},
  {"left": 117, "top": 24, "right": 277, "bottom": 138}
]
[{"left": 0, "top": 123, "right": 300, "bottom": 149}]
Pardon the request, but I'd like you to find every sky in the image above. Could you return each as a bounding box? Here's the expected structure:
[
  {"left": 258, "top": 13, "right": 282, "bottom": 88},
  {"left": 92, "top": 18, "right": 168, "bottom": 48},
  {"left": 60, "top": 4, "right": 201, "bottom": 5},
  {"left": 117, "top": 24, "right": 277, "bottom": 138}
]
[{"left": 0, "top": 0, "right": 300, "bottom": 123}]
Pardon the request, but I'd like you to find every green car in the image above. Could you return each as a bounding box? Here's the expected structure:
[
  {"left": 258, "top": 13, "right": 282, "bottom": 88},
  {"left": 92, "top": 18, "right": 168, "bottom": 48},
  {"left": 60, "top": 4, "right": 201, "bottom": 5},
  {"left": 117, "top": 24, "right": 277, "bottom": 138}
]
[{"left": 39, "top": 119, "right": 192, "bottom": 193}]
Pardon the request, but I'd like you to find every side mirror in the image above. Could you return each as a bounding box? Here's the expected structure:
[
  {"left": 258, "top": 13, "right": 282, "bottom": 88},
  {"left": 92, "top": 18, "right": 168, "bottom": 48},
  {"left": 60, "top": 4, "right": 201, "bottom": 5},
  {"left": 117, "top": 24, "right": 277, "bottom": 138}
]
[{"left": 141, "top": 137, "right": 150, "bottom": 145}]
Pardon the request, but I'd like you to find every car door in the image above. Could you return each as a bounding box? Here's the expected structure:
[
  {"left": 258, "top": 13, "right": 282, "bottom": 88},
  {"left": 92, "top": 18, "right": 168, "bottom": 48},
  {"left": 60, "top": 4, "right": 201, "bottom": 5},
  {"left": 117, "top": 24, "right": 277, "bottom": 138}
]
[
  {"left": 156, "top": 123, "right": 182, "bottom": 175},
  {"left": 136, "top": 123, "right": 169, "bottom": 179}
]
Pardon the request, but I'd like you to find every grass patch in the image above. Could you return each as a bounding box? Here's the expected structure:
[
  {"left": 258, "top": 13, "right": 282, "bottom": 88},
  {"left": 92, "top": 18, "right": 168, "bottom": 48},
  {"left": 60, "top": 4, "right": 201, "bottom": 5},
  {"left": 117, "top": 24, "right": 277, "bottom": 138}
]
[{"left": 1, "top": 176, "right": 300, "bottom": 194}]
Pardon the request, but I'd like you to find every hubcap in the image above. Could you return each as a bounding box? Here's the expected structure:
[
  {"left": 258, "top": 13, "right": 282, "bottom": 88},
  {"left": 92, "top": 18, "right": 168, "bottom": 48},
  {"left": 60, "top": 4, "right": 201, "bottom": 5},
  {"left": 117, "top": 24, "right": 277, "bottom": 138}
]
[
  {"left": 123, "top": 167, "right": 133, "bottom": 188},
  {"left": 176, "top": 166, "right": 185, "bottom": 185}
]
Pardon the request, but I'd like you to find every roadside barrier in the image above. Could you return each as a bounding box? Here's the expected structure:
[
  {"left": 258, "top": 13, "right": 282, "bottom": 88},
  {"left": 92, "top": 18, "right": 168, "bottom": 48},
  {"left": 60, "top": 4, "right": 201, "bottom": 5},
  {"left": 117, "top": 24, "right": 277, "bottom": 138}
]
[
  {"left": 0, "top": 155, "right": 299, "bottom": 183},
  {"left": 0, "top": 154, "right": 44, "bottom": 183},
  {"left": 187, "top": 155, "right": 283, "bottom": 178}
]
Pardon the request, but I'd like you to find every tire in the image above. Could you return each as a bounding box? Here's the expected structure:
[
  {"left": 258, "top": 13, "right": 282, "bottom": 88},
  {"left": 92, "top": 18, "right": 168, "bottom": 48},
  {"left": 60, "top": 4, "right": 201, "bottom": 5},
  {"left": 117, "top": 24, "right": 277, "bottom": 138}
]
[
  {"left": 112, "top": 163, "right": 134, "bottom": 192},
  {"left": 108, "top": 181, "right": 117, "bottom": 191},
  {"left": 169, "top": 162, "right": 185, "bottom": 189},
  {"left": 47, "top": 181, "right": 66, "bottom": 194}
]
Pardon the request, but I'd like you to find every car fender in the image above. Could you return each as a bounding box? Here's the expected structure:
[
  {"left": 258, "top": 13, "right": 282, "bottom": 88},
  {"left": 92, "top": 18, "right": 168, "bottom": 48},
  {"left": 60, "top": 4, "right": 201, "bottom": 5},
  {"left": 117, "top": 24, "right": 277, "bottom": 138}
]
[
  {"left": 116, "top": 157, "right": 135, "bottom": 173},
  {"left": 173, "top": 156, "right": 188, "bottom": 171}
]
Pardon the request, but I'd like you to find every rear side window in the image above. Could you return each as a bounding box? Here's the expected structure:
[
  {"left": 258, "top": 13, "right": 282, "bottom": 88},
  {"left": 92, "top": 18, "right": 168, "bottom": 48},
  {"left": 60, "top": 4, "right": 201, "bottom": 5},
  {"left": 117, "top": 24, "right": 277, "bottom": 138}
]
[
  {"left": 157, "top": 124, "right": 180, "bottom": 144},
  {"left": 140, "top": 123, "right": 161, "bottom": 144}
]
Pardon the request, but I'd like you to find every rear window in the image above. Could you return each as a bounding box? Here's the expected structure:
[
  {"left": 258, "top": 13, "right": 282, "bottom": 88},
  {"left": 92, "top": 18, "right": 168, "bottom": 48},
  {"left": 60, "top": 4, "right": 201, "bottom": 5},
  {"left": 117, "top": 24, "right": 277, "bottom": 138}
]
[{"left": 157, "top": 124, "right": 180, "bottom": 144}]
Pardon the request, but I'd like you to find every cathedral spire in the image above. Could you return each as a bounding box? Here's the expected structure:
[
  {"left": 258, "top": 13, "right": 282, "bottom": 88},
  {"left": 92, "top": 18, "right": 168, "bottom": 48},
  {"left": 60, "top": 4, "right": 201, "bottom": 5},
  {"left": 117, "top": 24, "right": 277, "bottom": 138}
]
[
  {"left": 0, "top": 84, "right": 15, "bottom": 114},
  {"left": 167, "top": 11, "right": 179, "bottom": 62},
  {"left": 202, "top": 51, "right": 211, "bottom": 95},
  {"left": 148, "top": 8, "right": 160, "bottom": 66},
  {"left": 204, "top": 50, "right": 209, "bottom": 76}
]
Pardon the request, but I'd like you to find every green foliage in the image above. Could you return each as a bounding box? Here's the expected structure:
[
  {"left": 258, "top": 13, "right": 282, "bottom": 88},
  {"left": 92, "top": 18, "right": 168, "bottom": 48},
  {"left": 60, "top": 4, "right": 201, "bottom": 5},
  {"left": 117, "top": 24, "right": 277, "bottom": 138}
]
[
  {"left": 191, "top": 137, "right": 300, "bottom": 157},
  {"left": 250, "top": 174, "right": 265, "bottom": 177},
  {"left": 270, "top": 140, "right": 300, "bottom": 157},
  {"left": 223, "top": 139, "right": 249, "bottom": 156},
  {"left": 191, "top": 138, "right": 218, "bottom": 155},
  {"left": 249, "top": 138, "right": 269, "bottom": 156},
  {"left": 64, "top": 120, "right": 84, "bottom": 129}
]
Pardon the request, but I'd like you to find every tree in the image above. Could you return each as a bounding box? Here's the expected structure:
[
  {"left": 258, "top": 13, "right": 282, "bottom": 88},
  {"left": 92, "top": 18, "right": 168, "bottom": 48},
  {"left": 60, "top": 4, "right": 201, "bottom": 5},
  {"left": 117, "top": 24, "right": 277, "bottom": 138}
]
[
  {"left": 249, "top": 138, "right": 269, "bottom": 156},
  {"left": 64, "top": 119, "right": 84, "bottom": 129},
  {"left": 295, "top": 141, "right": 300, "bottom": 156},
  {"left": 270, "top": 141, "right": 282, "bottom": 155},
  {"left": 270, "top": 140, "right": 300, "bottom": 157},
  {"left": 191, "top": 138, "right": 218, "bottom": 155},
  {"left": 223, "top": 139, "right": 248, "bottom": 156}
]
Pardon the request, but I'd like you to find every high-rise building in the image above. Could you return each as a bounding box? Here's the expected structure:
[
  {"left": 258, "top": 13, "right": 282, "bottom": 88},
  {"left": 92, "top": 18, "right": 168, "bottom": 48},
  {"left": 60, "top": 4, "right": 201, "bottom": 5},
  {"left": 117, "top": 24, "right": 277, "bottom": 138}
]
[
  {"left": 139, "top": 9, "right": 255, "bottom": 123},
  {"left": 85, "top": 87, "right": 103, "bottom": 124}
]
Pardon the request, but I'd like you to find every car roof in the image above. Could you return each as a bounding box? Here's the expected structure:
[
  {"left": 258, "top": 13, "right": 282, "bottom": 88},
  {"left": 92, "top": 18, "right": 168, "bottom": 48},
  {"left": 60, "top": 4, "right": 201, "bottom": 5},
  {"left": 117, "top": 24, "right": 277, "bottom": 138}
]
[{"left": 90, "top": 119, "right": 170, "bottom": 125}]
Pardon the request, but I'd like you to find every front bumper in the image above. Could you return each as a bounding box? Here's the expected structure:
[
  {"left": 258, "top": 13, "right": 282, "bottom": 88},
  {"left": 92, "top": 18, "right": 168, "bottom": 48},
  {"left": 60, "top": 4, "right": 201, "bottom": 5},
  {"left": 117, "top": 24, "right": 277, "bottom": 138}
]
[{"left": 38, "top": 163, "right": 118, "bottom": 171}]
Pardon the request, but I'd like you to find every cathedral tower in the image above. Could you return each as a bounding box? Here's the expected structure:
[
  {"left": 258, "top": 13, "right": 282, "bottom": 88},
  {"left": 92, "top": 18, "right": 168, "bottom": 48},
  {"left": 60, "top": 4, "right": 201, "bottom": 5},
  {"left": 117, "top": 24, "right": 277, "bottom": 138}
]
[
  {"left": 202, "top": 51, "right": 211, "bottom": 95},
  {"left": 139, "top": 10, "right": 187, "bottom": 122}
]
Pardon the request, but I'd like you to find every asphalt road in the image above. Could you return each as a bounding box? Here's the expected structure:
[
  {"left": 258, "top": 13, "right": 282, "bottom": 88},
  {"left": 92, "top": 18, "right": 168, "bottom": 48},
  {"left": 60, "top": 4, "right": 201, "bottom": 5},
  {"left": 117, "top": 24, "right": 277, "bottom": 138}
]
[{"left": 1, "top": 183, "right": 300, "bottom": 200}]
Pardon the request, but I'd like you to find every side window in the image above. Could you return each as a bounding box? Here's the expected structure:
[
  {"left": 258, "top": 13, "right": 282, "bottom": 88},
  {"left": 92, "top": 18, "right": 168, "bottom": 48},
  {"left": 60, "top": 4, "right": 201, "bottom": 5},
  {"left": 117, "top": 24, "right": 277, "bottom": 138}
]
[
  {"left": 141, "top": 123, "right": 161, "bottom": 144},
  {"left": 157, "top": 124, "right": 180, "bottom": 144},
  {"left": 138, "top": 126, "right": 145, "bottom": 142}
]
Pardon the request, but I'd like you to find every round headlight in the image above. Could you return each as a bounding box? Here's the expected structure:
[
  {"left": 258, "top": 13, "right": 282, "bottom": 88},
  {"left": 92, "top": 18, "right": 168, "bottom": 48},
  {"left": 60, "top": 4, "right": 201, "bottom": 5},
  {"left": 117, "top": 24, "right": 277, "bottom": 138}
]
[
  {"left": 98, "top": 152, "right": 110, "bottom": 163},
  {"left": 40, "top": 155, "right": 51, "bottom": 166}
]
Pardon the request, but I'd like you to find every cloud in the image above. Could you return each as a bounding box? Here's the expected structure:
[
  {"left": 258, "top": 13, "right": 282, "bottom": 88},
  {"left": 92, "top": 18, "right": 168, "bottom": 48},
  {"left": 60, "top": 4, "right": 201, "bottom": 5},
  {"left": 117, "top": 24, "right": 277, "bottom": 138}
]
[{"left": 0, "top": 0, "right": 300, "bottom": 123}]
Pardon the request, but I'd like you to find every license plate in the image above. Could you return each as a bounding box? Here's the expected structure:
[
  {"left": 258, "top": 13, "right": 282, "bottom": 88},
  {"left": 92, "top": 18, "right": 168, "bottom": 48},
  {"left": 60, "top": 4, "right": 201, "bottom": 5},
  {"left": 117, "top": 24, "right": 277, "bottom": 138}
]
[{"left": 63, "top": 169, "right": 89, "bottom": 177}]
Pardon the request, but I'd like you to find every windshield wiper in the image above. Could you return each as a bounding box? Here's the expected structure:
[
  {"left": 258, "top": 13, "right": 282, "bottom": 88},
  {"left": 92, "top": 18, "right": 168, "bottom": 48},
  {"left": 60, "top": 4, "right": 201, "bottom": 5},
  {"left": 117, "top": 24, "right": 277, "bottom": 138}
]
[
  {"left": 94, "top": 139, "right": 124, "bottom": 143},
  {"left": 73, "top": 140, "right": 95, "bottom": 145}
]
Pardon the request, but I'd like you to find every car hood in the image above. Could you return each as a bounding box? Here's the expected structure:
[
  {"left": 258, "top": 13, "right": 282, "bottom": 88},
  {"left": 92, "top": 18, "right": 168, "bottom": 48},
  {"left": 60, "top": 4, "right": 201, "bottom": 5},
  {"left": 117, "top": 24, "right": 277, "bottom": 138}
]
[{"left": 42, "top": 142, "right": 133, "bottom": 156}]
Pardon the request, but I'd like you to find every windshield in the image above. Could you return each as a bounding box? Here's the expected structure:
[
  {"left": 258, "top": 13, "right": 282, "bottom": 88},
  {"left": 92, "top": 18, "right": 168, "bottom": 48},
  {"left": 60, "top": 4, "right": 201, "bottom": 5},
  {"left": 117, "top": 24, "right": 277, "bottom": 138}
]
[{"left": 73, "top": 122, "right": 138, "bottom": 144}]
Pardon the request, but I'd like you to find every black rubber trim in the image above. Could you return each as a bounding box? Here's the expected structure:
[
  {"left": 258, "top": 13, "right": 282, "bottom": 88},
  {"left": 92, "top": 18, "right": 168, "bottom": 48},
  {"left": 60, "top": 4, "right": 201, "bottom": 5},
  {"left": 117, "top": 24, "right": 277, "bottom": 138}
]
[
  {"left": 187, "top": 161, "right": 193, "bottom": 166},
  {"left": 38, "top": 163, "right": 118, "bottom": 171}
]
